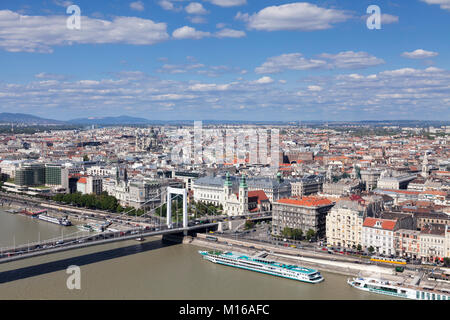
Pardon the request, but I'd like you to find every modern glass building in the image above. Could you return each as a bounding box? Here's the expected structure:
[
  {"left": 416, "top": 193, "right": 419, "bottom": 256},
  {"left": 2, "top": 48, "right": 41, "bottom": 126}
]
[
  {"left": 45, "top": 164, "right": 62, "bottom": 186},
  {"left": 15, "top": 163, "right": 45, "bottom": 186}
]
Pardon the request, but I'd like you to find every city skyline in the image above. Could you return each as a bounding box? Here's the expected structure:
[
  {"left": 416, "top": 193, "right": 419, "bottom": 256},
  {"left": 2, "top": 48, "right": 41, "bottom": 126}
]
[{"left": 0, "top": 0, "right": 449, "bottom": 121}]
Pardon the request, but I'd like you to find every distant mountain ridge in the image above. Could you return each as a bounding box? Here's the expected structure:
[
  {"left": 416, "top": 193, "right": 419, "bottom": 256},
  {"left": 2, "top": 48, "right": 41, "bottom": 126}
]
[
  {"left": 0, "top": 112, "right": 448, "bottom": 126},
  {"left": 0, "top": 112, "right": 64, "bottom": 125}
]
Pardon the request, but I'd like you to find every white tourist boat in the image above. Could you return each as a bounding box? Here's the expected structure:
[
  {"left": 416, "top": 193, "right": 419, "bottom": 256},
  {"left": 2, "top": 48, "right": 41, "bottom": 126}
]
[
  {"left": 199, "top": 250, "right": 324, "bottom": 283},
  {"left": 347, "top": 277, "right": 450, "bottom": 300}
]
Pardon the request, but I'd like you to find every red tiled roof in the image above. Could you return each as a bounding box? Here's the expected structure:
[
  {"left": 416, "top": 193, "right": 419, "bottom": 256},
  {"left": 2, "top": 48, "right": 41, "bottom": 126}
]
[
  {"left": 78, "top": 177, "right": 87, "bottom": 184},
  {"left": 382, "top": 189, "right": 420, "bottom": 195},
  {"left": 248, "top": 190, "right": 269, "bottom": 204},
  {"left": 363, "top": 217, "right": 397, "bottom": 230},
  {"left": 277, "top": 196, "right": 333, "bottom": 207}
]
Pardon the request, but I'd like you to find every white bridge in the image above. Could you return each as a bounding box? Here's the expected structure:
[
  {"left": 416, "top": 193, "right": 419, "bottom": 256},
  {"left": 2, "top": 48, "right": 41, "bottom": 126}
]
[{"left": 0, "top": 187, "right": 271, "bottom": 264}]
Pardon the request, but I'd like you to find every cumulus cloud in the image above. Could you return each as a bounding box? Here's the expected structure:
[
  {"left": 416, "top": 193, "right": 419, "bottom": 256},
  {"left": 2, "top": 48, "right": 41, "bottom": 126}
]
[
  {"left": 130, "top": 1, "right": 145, "bottom": 11},
  {"left": 381, "top": 14, "right": 399, "bottom": 24},
  {"left": 252, "top": 76, "right": 274, "bottom": 84},
  {"left": 185, "top": 3, "right": 208, "bottom": 15},
  {"left": 0, "top": 10, "right": 169, "bottom": 53},
  {"left": 172, "top": 26, "right": 211, "bottom": 39},
  {"left": 172, "top": 26, "right": 246, "bottom": 40},
  {"left": 189, "top": 83, "right": 231, "bottom": 91},
  {"left": 361, "top": 13, "right": 399, "bottom": 24},
  {"left": 307, "top": 85, "right": 323, "bottom": 92},
  {"left": 205, "top": 0, "right": 247, "bottom": 7},
  {"left": 1, "top": 67, "right": 449, "bottom": 119},
  {"left": 239, "top": 2, "right": 351, "bottom": 31},
  {"left": 255, "top": 51, "right": 383, "bottom": 74},
  {"left": 401, "top": 49, "right": 439, "bottom": 59},
  {"left": 157, "top": 61, "right": 245, "bottom": 77},
  {"left": 255, "top": 53, "right": 327, "bottom": 74},
  {"left": 188, "top": 16, "right": 208, "bottom": 24},
  {"left": 420, "top": 0, "right": 450, "bottom": 11},
  {"left": 215, "top": 28, "right": 246, "bottom": 38},
  {"left": 318, "top": 51, "right": 385, "bottom": 69},
  {"left": 158, "top": 0, "right": 183, "bottom": 11}
]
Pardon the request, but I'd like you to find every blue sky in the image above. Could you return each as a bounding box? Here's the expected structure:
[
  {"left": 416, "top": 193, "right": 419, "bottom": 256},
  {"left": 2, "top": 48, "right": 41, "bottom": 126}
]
[{"left": 0, "top": 0, "right": 449, "bottom": 121}]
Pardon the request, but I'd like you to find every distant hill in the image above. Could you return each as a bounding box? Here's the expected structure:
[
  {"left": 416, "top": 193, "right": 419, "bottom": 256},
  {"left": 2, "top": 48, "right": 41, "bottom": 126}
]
[
  {"left": 0, "top": 113, "right": 64, "bottom": 125},
  {"left": 68, "top": 115, "right": 152, "bottom": 125}
]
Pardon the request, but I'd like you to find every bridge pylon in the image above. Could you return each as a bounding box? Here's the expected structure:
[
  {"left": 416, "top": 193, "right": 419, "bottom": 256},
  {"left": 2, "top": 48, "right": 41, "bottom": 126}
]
[{"left": 166, "top": 187, "right": 188, "bottom": 233}]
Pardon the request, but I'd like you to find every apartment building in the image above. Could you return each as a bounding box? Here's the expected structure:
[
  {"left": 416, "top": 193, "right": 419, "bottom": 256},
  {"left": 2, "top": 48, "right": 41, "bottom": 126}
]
[
  {"left": 362, "top": 218, "right": 399, "bottom": 256},
  {"left": 394, "top": 229, "right": 420, "bottom": 259},
  {"left": 326, "top": 200, "right": 365, "bottom": 249},
  {"left": 272, "top": 196, "right": 334, "bottom": 238},
  {"left": 419, "top": 224, "right": 446, "bottom": 262}
]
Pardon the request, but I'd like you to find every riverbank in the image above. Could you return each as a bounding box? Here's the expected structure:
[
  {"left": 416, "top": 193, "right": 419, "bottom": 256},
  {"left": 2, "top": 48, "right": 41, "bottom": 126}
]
[{"left": 186, "top": 236, "right": 417, "bottom": 284}]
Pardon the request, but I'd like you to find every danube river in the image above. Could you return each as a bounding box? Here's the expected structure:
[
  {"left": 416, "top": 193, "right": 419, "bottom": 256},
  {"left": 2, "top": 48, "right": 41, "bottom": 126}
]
[{"left": 0, "top": 209, "right": 397, "bottom": 300}]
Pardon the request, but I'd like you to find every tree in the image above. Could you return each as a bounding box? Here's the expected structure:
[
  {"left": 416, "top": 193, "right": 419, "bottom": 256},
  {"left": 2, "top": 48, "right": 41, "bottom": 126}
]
[
  {"left": 83, "top": 155, "right": 89, "bottom": 162},
  {"left": 357, "top": 244, "right": 362, "bottom": 252},
  {"left": 281, "top": 227, "right": 291, "bottom": 238},
  {"left": 244, "top": 220, "right": 255, "bottom": 230},
  {"left": 306, "top": 229, "right": 316, "bottom": 240},
  {"left": 444, "top": 258, "right": 450, "bottom": 268},
  {"left": 368, "top": 246, "right": 375, "bottom": 254},
  {"left": 292, "top": 228, "right": 303, "bottom": 240}
]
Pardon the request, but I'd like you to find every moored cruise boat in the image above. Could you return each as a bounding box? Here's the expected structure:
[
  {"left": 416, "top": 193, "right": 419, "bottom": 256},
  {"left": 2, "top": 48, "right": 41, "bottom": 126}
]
[
  {"left": 199, "top": 250, "right": 324, "bottom": 284},
  {"left": 38, "top": 213, "right": 72, "bottom": 226},
  {"left": 347, "top": 277, "right": 450, "bottom": 300}
]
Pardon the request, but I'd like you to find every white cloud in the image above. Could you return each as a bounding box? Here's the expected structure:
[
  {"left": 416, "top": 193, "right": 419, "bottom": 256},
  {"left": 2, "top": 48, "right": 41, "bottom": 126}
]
[
  {"left": 35, "top": 72, "right": 69, "bottom": 80},
  {"left": 255, "top": 53, "right": 327, "bottom": 74},
  {"left": 255, "top": 51, "right": 384, "bottom": 74},
  {"left": 130, "top": 1, "right": 145, "bottom": 11},
  {"left": 215, "top": 28, "right": 246, "bottom": 38},
  {"left": 401, "top": 49, "right": 439, "bottom": 59},
  {"left": 1, "top": 67, "right": 449, "bottom": 119},
  {"left": 381, "top": 14, "right": 399, "bottom": 24},
  {"left": 0, "top": 10, "right": 169, "bottom": 53},
  {"left": 420, "top": 0, "right": 450, "bottom": 11},
  {"left": 185, "top": 3, "right": 208, "bottom": 15},
  {"left": 361, "top": 13, "right": 399, "bottom": 24},
  {"left": 172, "top": 26, "right": 211, "bottom": 39},
  {"left": 158, "top": 0, "right": 182, "bottom": 11},
  {"left": 252, "top": 76, "right": 274, "bottom": 84},
  {"left": 204, "top": 0, "right": 247, "bottom": 7},
  {"left": 307, "top": 85, "right": 323, "bottom": 92},
  {"left": 53, "top": 0, "right": 73, "bottom": 7},
  {"left": 318, "top": 51, "right": 385, "bottom": 69},
  {"left": 189, "top": 83, "right": 231, "bottom": 91},
  {"left": 242, "top": 2, "right": 351, "bottom": 31},
  {"left": 188, "top": 16, "right": 208, "bottom": 24}
]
